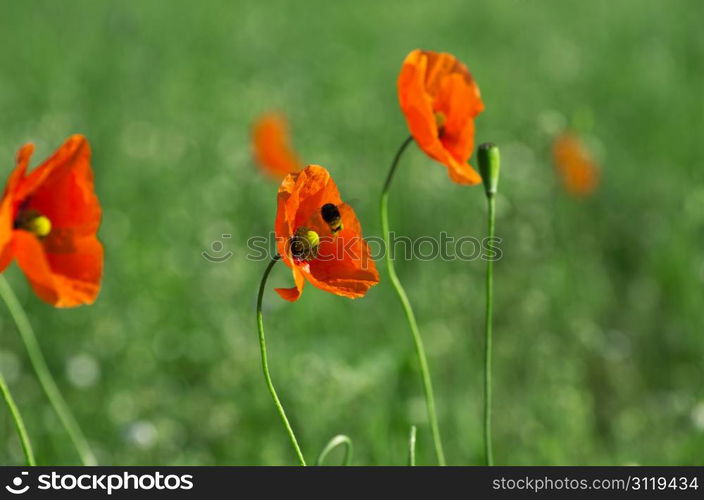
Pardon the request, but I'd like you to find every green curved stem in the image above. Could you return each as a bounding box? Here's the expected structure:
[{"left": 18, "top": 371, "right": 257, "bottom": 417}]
[
  {"left": 0, "top": 371, "right": 36, "bottom": 465},
  {"left": 408, "top": 425, "right": 417, "bottom": 466},
  {"left": 483, "top": 195, "right": 496, "bottom": 466},
  {"left": 316, "top": 434, "right": 353, "bottom": 466},
  {"left": 256, "top": 255, "right": 306, "bottom": 466},
  {"left": 380, "top": 135, "right": 446, "bottom": 466},
  {"left": 0, "top": 276, "right": 96, "bottom": 466}
]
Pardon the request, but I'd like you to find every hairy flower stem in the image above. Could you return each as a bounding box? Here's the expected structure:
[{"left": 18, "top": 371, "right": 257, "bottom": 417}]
[
  {"left": 0, "top": 371, "right": 36, "bottom": 465},
  {"left": 380, "top": 135, "right": 446, "bottom": 466},
  {"left": 256, "top": 255, "right": 306, "bottom": 466},
  {"left": 483, "top": 194, "right": 496, "bottom": 466},
  {"left": 316, "top": 434, "right": 353, "bottom": 465},
  {"left": 478, "top": 142, "right": 500, "bottom": 466},
  {"left": 0, "top": 276, "right": 96, "bottom": 466},
  {"left": 408, "top": 425, "right": 417, "bottom": 466}
]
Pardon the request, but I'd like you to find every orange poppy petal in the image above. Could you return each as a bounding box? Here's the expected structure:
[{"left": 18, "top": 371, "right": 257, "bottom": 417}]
[
  {"left": 399, "top": 53, "right": 441, "bottom": 153},
  {"left": 553, "top": 133, "right": 600, "bottom": 197},
  {"left": 565, "top": 163, "right": 599, "bottom": 196},
  {"left": 252, "top": 113, "right": 302, "bottom": 179},
  {"left": 12, "top": 230, "right": 59, "bottom": 305},
  {"left": 446, "top": 156, "right": 482, "bottom": 185},
  {"left": 14, "top": 143, "right": 35, "bottom": 175},
  {"left": 304, "top": 272, "right": 377, "bottom": 299},
  {"left": 0, "top": 143, "right": 34, "bottom": 268},
  {"left": 275, "top": 166, "right": 342, "bottom": 292},
  {"left": 290, "top": 165, "right": 342, "bottom": 231},
  {"left": 0, "top": 245, "right": 12, "bottom": 273},
  {"left": 0, "top": 199, "right": 16, "bottom": 273},
  {"left": 274, "top": 264, "right": 305, "bottom": 302},
  {"left": 436, "top": 74, "right": 479, "bottom": 159},
  {"left": 17, "top": 136, "right": 79, "bottom": 198},
  {"left": 13, "top": 229, "right": 102, "bottom": 307},
  {"left": 398, "top": 49, "right": 484, "bottom": 185},
  {"left": 43, "top": 230, "right": 103, "bottom": 307},
  {"left": 419, "top": 50, "right": 475, "bottom": 96},
  {"left": 4, "top": 135, "right": 103, "bottom": 307},
  {"left": 306, "top": 204, "right": 379, "bottom": 298},
  {"left": 21, "top": 135, "right": 100, "bottom": 234}
]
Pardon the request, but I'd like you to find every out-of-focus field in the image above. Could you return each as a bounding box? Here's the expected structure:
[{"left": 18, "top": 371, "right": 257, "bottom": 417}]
[{"left": 0, "top": 0, "right": 702, "bottom": 465}]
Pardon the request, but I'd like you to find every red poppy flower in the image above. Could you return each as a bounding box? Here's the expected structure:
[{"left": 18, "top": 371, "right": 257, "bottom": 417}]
[
  {"left": 0, "top": 135, "right": 103, "bottom": 307},
  {"left": 552, "top": 132, "right": 600, "bottom": 197},
  {"left": 398, "top": 49, "right": 484, "bottom": 185},
  {"left": 274, "top": 165, "right": 379, "bottom": 301},
  {"left": 252, "top": 112, "right": 302, "bottom": 179}
]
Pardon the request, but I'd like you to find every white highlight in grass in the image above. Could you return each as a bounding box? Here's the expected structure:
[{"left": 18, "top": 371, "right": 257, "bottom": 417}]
[
  {"left": 691, "top": 402, "right": 704, "bottom": 431},
  {"left": 127, "top": 420, "right": 158, "bottom": 449},
  {"left": 66, "top": 353, "right": 100, "bottom": 388}
]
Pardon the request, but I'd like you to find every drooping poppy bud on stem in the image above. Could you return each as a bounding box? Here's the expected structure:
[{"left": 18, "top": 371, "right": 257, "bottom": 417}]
[{"left": 478, "top": 142, "right": 500, "bottom": 198}]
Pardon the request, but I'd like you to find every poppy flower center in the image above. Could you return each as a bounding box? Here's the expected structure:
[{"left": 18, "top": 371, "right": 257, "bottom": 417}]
[
  {"left": 288, "top": 227, "right": 319, "bottom": 261},
  {"left": 14, "top": 209, "right": 52, "bottom": 237},
  {"left": 434, "top": 112, "right": 446, "bottom": 137}
]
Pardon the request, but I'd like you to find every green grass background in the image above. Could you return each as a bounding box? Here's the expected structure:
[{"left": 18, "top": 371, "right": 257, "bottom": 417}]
[{"left": 0, "top": 0, "right": 702, "bottom": 465}]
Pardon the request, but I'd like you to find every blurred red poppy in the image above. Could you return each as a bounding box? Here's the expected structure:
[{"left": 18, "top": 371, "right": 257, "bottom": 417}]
[
  {"left": 398, "top": 49, "right": 484, "bottom": 185},
  {"left": 0, "top": 135, "right": 103, "bottom": 307},
  {"left": 252, "top": 112, "right": 302, "bottom": 179},
  {"left": 552, "top": 132, "right": 600, "bottom": 197},
  {"left": 274, "top": 165, "right": 379, "bottom": 301}
]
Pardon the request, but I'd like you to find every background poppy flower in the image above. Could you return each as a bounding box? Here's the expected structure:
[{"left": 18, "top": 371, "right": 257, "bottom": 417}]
[
  {"left": 0, "top": 135, "right": 103, "bottom": 307},
  {"left": 274, "top": 165, "right": 378, "bottom": 301},
  {"left": 552, "top": 132, "right": 600, "bottom": 197},
  {"left": 252, "top": 112, "right": 303, "bottom": 179},
  {"left": 398, "top": 49, "right": 484, "bottom": 185}
]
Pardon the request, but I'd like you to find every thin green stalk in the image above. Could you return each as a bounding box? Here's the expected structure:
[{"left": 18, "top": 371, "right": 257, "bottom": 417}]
[
  {"left": 256, "top": 255, "right": 306, "bottom": 466},
  {"left": 0, "top": 371, "right": 36, "bottom": 465},
  {"left": 316, "top": 434, "right": 352, "bottom": 466},
  {"left": 483, "top": 194, "right": 496, "bottom": 466},
  {"left": 478, "top": 142, "right": 500, "bottom": 466},
  {"left": 0, "top": 276, "right": 96, "bottom": 466},
  {"left": 408, "top": 425, "right": 417, "bottom": 466},
  {"left": 380, "top": 135, "right": 446, "bottom": 466}
]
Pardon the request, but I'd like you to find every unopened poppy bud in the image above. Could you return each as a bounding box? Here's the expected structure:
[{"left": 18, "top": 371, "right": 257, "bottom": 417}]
[
  {"left": 478, "top": 142, "right": 500, "bottom": 197},
  {"left": 27, "top": 215, "right": 52, "bottom": 237}
]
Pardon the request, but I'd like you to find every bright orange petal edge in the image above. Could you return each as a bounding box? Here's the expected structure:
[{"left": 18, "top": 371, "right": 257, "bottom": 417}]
[
  {"left": 0, "top": 134, "right": 103, "bottom": 307},
  {"left": 252, "top": 113, "right": 303, "bottom": 180},
  {"left": 552, "top": 132, "right": 600, "bottom": 197}
]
